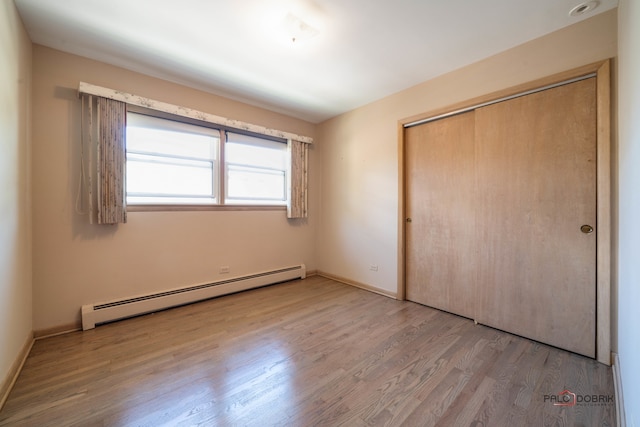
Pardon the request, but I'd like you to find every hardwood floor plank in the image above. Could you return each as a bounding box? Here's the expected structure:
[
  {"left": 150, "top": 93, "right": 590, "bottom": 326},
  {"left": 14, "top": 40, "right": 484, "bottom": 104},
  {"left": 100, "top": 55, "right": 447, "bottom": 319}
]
[{"left": 0, "top": 277, "right": 615, "bottom": 426}]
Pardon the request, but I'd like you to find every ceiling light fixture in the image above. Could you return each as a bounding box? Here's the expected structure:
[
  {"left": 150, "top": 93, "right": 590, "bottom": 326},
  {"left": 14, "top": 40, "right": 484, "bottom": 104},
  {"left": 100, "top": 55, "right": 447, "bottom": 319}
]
[
  {"left": 282, "top": 12, "right": 319, "bottom": 43},
  {"left": 569, "top": 1, "right": 599, "bottom": 17}
]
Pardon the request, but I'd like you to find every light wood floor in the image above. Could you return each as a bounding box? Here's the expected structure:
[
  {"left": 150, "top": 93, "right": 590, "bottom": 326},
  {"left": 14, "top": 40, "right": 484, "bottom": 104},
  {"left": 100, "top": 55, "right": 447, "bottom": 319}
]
[{"left": 0, "top": 276, "right": 615, "bottom": 426}]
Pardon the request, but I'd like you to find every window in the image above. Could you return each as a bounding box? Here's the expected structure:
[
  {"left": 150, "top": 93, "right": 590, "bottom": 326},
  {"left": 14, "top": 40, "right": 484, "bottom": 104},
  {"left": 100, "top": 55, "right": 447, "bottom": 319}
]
[
  {"left": 225, "top": 133, "right": 287, "bottom": 205},
  {"left": 126, "top": 112, "right": 288, "bottom": 206},
  {"left": 79, "top": 86, "right": 310, "bottom": 221}
]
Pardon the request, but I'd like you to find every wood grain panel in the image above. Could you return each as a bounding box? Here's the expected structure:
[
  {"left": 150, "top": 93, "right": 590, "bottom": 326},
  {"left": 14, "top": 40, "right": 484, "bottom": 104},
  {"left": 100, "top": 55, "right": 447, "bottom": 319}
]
[
  {"left": 475, "top": 78, "right": 597, "bottom": 357},
  {"left": 405, "top": 111, "right": 477, "bottom": 319},
  {"left": 596, "top": 61, "right": 611, "bottom": 365},
  {"left": 400, "top": 61, "right": 605, "bottom": 128}
]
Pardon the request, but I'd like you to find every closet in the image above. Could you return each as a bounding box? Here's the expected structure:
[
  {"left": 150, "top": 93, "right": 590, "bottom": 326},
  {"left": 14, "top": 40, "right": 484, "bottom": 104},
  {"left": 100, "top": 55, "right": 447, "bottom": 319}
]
[{"left": 403, "top": 67, "right": 609, "bottom": 360}]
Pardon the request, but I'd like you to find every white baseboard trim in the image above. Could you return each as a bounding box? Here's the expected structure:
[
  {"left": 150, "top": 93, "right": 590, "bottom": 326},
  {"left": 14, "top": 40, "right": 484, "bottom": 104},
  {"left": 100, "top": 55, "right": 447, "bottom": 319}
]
[
  {"left": 317, "top": 271, "right": 397, "bottom": 299},
  {"left": 34, "top": 323, "right": 82, "bottom": 339},
  {"left": 0, "top": 334, "right": 34, "bottom": 410},
  {"left": 613, "top": 352, "right": 626, "bottom": 427}
]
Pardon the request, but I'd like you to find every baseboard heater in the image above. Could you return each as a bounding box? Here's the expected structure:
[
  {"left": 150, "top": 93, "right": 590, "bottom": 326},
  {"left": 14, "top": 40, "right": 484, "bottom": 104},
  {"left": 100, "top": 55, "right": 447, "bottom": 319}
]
[{"left": 81, "top": 264, "right": 306, "bottom": 330}]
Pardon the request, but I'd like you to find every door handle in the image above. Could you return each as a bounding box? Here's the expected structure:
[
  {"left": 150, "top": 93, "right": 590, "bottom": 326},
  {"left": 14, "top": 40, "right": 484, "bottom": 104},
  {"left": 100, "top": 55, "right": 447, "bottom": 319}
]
[{"left": 580, "top": 224, "right": 594, "bottom": 234}]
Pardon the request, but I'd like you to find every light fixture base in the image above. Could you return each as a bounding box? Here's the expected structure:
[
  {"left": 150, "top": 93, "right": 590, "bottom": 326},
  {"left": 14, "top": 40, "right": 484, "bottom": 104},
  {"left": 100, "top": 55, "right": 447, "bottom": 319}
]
[{"left": 283, "top": 12, "right": 319, "bottom": 44}]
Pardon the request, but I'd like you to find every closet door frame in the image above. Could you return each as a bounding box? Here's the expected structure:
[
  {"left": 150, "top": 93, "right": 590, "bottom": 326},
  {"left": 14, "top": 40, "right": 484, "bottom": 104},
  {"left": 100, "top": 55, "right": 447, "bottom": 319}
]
[{"left": 397, "top": 60, "right": 611, "bottom": 365}]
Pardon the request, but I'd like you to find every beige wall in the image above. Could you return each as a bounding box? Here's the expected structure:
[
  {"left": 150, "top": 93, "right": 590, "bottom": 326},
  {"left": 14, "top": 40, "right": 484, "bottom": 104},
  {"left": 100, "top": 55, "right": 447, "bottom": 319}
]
[
  {"left": 617, "top": 0, "right": 640, "bottom": 423},
  {"left": 31, "top": 46, "right": 318, "bottom": 331},
  {"left": 0, "top": 0, "right": 32, "bottom": 394},
  {"left": 317, "top": 11, "right": 617, "bottom": 296}
]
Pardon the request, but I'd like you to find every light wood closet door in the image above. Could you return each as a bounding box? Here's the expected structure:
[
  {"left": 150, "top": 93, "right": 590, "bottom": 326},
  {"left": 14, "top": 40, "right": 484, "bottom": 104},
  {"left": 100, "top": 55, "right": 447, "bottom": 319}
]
[
  {"left": 475, "top": 78, "right": 597, "bottom": 357},
  {"left": 405, "top": 111, "right": 476, "bottom": 319}
]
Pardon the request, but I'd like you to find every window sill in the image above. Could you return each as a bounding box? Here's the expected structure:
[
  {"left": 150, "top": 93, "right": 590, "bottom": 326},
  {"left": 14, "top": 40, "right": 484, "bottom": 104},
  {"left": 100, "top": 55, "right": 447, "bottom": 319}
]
[{"left": 127, "top": 204, "right": 287, "bottom": 212}]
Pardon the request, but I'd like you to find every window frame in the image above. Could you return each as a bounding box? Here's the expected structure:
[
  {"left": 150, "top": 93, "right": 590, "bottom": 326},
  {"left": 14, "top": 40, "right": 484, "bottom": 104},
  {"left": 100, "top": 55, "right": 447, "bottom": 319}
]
[{"left": 126, "top": 106, "right": 289, "bottom": 212}]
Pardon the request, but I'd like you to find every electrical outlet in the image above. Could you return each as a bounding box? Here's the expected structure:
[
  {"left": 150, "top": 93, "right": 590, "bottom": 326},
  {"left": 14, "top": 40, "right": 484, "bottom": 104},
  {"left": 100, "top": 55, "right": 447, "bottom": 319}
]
[
  {"left": 369, "top": 264, "right": 378, "bottom": 272},
  {"left": 219, "top": 266, "right": 230, "bottom": 274}
]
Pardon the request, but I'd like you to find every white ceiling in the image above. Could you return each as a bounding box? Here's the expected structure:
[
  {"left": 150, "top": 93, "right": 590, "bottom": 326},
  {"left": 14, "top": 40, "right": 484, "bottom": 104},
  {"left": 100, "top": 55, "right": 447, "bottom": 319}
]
[{"left": 14, "top": 0, "right": 617, "bottom": 123}]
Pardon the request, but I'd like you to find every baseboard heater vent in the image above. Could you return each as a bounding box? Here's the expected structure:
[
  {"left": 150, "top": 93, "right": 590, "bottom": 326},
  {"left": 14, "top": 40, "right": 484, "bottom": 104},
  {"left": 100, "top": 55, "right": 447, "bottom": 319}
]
[{"left": 81, "top": 264, "right": 306, "bottom": 330}]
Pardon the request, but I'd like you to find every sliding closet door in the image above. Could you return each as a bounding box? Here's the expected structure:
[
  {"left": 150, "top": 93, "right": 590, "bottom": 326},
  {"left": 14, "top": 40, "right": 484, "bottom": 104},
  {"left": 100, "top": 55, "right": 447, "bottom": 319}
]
[
  {"left": 475, "top": 78, "right": 597, "bottom": 357},
  {"left": 405, "top": 111, "right": 476, "bottom": 319}
]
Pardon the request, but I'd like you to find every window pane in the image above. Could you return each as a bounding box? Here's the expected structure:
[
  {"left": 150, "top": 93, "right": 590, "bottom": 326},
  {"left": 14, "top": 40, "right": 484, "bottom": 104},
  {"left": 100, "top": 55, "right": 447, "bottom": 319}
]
[
  {"left": 127, "top": 196, "right": 215, "bottom": 204},
  {"left": 126, "top": 112, "right": 219, "bottom": 205},
  {"left": 127, "top": 112, "right": 218, "bottom": 160},
  {"left": 127, "top": 127, "right": 216, "bottom": 160},
  {"left": 226, "top": 166, "right": 286, "bottom": 203},
  {"left": 127, "top": 155, "right": 213, "bottom": 196},
  {"left": 226, "top": 142, "right": 286, "bottom": 170},
  {"left": 225, "top": 132, "right": 287, "bottom": 204}
]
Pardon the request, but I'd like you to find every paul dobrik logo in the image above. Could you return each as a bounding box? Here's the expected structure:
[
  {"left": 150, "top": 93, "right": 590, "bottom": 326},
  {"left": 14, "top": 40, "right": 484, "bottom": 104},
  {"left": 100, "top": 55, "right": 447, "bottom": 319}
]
[
  {"left": 547, "top": 389, "right": 576, "bottom": 406},
  {"left": 543, "top": 389, "right": 614, "bottom": 407}
]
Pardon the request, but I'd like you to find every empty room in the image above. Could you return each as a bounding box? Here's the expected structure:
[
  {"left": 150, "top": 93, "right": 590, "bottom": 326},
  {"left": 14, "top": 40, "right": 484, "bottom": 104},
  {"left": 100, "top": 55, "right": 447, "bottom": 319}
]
[{"left": 1, "top": 0, "right": 639, "bottom": 425}]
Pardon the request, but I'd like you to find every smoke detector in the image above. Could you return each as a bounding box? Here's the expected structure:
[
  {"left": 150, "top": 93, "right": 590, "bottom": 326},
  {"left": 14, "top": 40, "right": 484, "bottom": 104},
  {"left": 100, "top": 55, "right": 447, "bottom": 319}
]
[{"left": 569, "top": 1, "right": 599, "bottom": 17}]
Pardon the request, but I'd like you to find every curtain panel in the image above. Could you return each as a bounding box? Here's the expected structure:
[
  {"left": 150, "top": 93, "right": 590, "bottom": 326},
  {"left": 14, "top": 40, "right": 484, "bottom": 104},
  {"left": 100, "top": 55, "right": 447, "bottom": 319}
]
[
  {"left": 288, "top": 139, "right": 308, "bottom": 219},
  {"left": 79, "top": 94, "right": 127, "bottom": 224}
]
